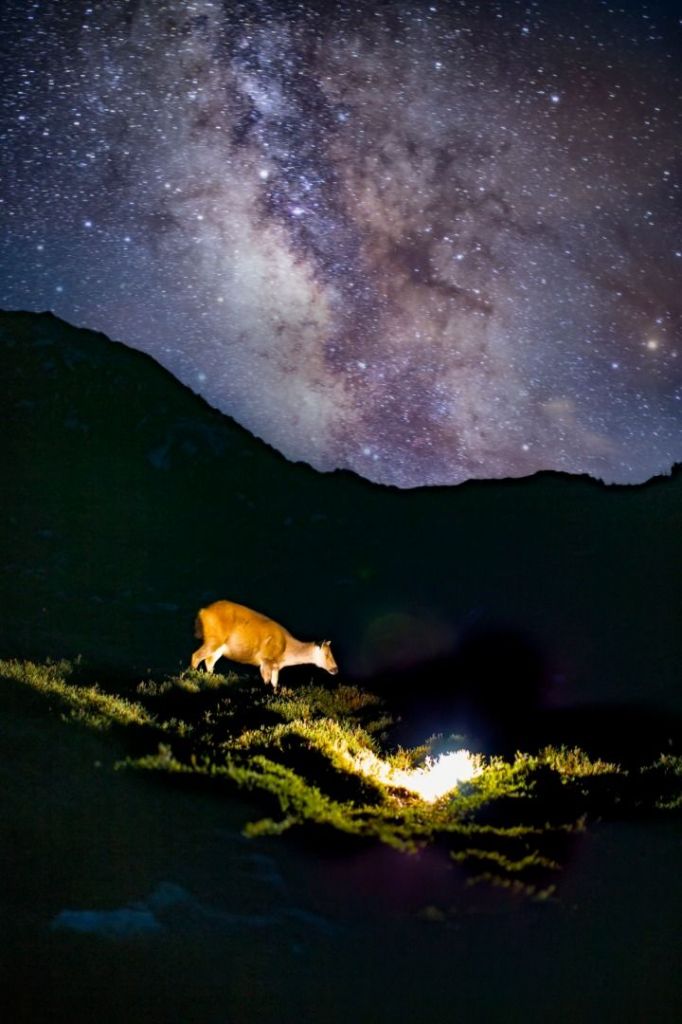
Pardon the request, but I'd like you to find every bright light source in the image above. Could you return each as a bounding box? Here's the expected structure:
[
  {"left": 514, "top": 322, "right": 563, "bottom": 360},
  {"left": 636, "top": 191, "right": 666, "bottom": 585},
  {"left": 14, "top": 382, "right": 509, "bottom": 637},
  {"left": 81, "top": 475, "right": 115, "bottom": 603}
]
[{"left": 351, "top": 748, "right": 481, "bottom": 802}]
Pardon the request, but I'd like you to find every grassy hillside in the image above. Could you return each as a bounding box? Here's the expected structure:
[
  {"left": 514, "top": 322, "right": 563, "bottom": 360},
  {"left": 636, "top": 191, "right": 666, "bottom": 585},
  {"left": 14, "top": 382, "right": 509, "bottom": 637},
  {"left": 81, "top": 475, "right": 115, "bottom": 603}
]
[
  {"left": 3, "top": 657, "right": 680, "bottom": 900},
  {"left": 2, "top": 656, "right": 680, "bottom": 1024}
]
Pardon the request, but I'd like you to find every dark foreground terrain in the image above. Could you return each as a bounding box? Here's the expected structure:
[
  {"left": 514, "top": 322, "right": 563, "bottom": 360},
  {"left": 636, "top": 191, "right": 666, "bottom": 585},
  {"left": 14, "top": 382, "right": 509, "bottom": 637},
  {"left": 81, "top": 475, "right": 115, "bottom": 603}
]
[
  {"left": 1, "top": 310, "right": 681, "bottom": 1022},
  {"left": 1, "top": 658, "right": 681, "bottom": 1024}
]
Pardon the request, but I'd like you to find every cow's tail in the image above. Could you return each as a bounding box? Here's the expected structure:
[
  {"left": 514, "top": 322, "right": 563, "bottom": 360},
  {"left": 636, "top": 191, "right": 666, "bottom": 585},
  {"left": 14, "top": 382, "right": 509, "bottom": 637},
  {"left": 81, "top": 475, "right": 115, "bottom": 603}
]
[{"left": 193, "top": 612, "right": 204, "bottom": 640}]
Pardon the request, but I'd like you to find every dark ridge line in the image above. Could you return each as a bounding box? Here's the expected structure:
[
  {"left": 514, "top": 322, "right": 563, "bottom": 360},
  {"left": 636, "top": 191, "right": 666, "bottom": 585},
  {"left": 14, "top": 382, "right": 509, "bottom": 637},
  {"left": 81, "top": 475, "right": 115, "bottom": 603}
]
[{"left": 3, "top": 306, "right": 680, "bottom": 495}]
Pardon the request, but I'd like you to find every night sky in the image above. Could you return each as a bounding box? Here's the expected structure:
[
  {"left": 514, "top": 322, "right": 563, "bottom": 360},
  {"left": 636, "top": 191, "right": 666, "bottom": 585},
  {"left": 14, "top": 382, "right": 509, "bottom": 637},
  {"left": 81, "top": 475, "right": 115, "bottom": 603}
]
[{"left": 1, "top": 0, "right": 680, "bottom": 487}]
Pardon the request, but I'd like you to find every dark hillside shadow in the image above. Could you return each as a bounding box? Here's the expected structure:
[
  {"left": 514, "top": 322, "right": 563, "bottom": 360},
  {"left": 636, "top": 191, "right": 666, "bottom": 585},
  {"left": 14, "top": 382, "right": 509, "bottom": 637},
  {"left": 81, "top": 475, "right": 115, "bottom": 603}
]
[
  {"left": 365, "top": 621, "right": 549, "bottom": 752},
  {"left": 362, "top": 622, "right": 682, "bottom": 765},
  {"left": 2, "top": 310, "right": 680, "bottom": 721},
  {"left": 528, "top": 703, "right": 682, "bottom": 768}
]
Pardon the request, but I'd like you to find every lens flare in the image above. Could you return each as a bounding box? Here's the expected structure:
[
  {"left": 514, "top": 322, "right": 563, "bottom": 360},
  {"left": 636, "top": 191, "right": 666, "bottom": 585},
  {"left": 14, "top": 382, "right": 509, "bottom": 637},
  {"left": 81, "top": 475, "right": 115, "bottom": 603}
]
[{"left": 352, "top": 748, "right": 481, "bottom": 802}]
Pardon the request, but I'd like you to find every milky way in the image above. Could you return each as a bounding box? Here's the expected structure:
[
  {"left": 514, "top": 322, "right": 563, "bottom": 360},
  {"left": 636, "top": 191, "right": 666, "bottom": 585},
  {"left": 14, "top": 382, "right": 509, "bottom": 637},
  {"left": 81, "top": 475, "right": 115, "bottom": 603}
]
[{"left": 1, "top": 0, "right": 680, "bottom": 486}]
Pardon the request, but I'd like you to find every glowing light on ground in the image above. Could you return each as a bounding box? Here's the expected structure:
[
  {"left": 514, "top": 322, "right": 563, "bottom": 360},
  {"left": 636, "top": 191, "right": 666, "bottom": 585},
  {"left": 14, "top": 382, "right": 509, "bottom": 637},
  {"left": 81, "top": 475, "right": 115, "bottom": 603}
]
[{"left": 351, "top": 748, "right": 482, "bottom": 802}]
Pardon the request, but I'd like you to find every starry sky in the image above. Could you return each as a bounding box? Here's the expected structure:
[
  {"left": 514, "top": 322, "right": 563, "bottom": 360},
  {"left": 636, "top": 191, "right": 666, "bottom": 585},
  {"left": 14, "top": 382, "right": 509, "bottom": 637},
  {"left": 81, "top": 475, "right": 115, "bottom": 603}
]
[{"left": 1, "top": 0, "right": 680, "bottom": 487}]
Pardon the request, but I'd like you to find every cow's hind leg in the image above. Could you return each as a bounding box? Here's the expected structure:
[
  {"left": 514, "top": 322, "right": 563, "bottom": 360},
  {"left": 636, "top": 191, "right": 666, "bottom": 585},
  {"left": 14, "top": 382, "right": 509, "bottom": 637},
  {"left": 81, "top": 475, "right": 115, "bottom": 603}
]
[
  {"left": 191, "top": 643, "right": 213, "bottom": 671},
  {"left": 204, "top": 644, "right": 226, "bottom": 674},
  {"left": 192, "top": 642, "right": 224, "bottom": 673}
]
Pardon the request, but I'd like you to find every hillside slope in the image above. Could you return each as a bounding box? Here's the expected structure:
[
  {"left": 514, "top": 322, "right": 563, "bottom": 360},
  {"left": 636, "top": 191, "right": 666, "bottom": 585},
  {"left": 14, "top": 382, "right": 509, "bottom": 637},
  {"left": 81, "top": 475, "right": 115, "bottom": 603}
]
[{"left": 1, "top": 310, "right": 680, "bottom": 721}]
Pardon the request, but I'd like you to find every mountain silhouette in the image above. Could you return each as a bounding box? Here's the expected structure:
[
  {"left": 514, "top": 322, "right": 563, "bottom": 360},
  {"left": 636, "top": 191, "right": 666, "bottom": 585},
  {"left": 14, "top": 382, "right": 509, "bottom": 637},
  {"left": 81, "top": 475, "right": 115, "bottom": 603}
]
[{"left": 2, "top": 310, "right": 680, "bottom": 748}]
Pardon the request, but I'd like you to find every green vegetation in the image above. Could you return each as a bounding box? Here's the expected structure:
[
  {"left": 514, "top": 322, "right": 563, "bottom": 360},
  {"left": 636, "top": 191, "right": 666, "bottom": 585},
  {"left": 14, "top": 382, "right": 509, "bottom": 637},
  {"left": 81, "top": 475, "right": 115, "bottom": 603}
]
[
  {"left": 0, "top": 657, "right": 154, "bottom": 730},
  {"left": 2, "top": 657, "right": 681, "bottom": 898}
]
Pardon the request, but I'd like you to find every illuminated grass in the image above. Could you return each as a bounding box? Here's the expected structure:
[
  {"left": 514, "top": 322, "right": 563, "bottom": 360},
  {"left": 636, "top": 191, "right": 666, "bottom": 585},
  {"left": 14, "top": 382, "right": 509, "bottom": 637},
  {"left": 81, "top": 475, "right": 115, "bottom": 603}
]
[
  {"left": 2, "top": 658, "right": 681, "bottom": 895},
  {"left": 0, "top": 658, "right": 154, "bottom": 730}
]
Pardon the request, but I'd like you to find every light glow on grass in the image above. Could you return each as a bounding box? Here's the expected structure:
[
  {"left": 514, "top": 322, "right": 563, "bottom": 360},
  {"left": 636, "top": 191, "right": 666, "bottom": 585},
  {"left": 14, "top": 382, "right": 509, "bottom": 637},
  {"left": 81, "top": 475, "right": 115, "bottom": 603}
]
[{"left": 352, "top": 748, "right": 482, "bottom": 802}]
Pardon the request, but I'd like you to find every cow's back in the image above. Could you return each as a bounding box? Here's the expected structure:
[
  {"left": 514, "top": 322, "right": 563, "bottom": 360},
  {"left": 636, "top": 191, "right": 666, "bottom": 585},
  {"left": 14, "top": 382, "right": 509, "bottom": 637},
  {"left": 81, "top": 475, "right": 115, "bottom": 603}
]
[{"left": 198, "top": 600, "right": 288, "bottom": 663}]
